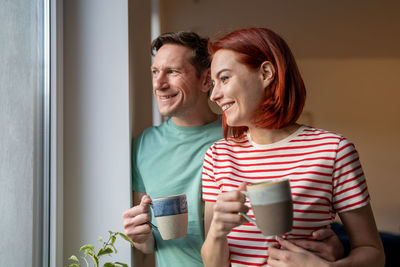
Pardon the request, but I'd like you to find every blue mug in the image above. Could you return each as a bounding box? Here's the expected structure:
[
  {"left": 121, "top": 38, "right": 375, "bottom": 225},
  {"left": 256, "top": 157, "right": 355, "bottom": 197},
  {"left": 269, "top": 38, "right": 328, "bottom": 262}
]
[{"left": 151, "top": 194, "right": 188, "bottom": 240}]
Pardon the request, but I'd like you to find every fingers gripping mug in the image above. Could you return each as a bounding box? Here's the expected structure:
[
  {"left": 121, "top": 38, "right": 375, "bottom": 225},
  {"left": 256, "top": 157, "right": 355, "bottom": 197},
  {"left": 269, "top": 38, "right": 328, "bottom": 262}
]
[
  {"left": 240, "top": 179, "right": 293, "bottom": 236},
  {"left": 151, "top": 194, "right": 188, "bottom": 240}
]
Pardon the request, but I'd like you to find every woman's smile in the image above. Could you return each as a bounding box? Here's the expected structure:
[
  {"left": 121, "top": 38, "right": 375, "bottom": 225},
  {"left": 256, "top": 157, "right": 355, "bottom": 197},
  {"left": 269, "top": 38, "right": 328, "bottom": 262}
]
[{"left": 221, "top": 102, "right": 234, "bottom": 112}]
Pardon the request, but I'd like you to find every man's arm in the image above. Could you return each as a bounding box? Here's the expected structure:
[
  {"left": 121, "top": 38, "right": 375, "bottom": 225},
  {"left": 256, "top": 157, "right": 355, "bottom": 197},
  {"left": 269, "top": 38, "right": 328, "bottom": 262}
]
[
  {"left": 268, "top": 204, "right": 385, "bottom": 267},
  {"left": 289, "top": 226, "right": 344, "bottom": 261},
  {"left": 122, "top": 191, "right": 155, "bottom": 253},
  {"left": 331, "top": 204, "right": 385, "bottom": 266}
]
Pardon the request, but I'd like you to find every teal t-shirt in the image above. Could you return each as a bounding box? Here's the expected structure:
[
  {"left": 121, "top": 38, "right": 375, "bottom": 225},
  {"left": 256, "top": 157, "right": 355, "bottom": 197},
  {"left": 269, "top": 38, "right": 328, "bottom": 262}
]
[{"left": 132, "top": 118, "right": 222, "bottom": 267}]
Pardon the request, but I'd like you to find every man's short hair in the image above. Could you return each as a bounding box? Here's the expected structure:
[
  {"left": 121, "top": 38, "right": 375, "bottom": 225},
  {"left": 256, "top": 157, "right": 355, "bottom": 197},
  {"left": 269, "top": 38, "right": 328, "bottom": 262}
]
[{"left": 151, "top": 31, "right": 210, "bottom": 77}]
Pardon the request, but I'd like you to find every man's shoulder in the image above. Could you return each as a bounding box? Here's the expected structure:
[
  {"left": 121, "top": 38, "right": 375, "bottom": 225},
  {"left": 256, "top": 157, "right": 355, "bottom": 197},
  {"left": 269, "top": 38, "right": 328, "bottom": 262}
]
[
  {"left": 132, "top": 125, "right": 164, "bottom": 154},
  {"left": 134, "top": 120, "right": 170, "bottom": 141},
  {"left": 134, "top": 118, "right": 222, "bottom": 148}
]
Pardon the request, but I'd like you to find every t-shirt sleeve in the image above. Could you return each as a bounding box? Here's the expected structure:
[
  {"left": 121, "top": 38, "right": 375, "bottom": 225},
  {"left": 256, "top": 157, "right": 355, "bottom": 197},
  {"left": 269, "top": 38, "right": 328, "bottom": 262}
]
[
  {"left": 132, "top": 135, "right": 146, "bottom": 192},
  {"left": 332, "top": 137, "right": 370, "bottom": 213},
  {"left": 202, "top": 145, "right": 220, "bottom": 202}
]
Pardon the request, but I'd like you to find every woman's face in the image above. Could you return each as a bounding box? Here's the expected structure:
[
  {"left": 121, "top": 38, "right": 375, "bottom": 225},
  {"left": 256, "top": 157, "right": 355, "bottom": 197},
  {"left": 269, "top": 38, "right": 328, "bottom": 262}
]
[{"left": 210, "top": 49, "right": 271, "bottom": 128}]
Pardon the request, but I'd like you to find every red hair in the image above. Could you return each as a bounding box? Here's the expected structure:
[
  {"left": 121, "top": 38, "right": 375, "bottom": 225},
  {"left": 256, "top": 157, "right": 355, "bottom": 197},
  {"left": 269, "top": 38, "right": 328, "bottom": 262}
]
[{"left": 209, "top": 27, "right": 306, "bottom": 139}]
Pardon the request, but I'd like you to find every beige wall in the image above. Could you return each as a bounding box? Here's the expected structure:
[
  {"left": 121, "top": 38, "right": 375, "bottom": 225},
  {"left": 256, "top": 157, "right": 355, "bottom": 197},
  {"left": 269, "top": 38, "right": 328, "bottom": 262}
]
[
  {"left": 130, "top": 0, "right": 154, "bottom": 137},
  {"left": 153, "top": 0, "right": 400, "bottom": 233},
  {"left": 299, "top": 58, "right": 400, "bottom": 233}
]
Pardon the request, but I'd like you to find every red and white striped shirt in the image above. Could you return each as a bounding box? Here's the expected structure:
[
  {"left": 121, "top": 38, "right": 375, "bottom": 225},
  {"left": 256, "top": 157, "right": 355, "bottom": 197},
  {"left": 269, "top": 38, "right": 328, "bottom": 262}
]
[{"left": 202, "top": 126, "right": 370, "bottom": 266}]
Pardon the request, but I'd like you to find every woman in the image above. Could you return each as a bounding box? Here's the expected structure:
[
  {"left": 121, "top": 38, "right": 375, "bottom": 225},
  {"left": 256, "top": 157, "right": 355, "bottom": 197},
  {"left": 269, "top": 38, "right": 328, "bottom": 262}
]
[{"left": 201, "top": 27, "right": 384, "bottom": 267}]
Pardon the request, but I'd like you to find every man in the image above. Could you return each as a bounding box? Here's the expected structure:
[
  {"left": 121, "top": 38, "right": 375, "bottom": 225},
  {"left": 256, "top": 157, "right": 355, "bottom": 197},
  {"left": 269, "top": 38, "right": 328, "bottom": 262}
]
[{"left": 123, "top": 31, "right": 344, "bottom": 267}]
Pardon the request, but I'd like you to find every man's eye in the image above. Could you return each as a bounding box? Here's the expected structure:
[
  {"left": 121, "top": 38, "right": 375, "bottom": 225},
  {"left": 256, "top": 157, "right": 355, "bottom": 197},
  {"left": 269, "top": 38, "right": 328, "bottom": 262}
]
[
  {"left": 151, "top": 69, "right": 158, "bottom": 75},
  {"left": 210, "top": 80, "right": 215, "bottom": 89},
  {"left": 168, "top": 69, "right": 178, "bottom": 74}
]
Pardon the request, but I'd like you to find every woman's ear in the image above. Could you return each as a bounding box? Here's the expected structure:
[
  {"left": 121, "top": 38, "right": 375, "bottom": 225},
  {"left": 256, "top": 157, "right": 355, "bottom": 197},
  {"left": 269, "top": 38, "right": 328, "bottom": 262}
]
[{"left": 260, "top": 61, "right": 275, "bottom": 87}]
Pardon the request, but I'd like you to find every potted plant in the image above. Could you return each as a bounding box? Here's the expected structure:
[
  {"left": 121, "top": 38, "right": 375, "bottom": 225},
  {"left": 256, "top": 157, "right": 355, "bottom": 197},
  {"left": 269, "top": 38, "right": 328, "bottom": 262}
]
[{"left": 69, "top": 231, "right": 134, "bottom": 267}]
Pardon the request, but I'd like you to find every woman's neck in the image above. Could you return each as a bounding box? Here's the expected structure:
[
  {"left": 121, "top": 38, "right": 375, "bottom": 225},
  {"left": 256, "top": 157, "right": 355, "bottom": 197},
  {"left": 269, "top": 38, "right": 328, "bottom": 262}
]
[{"left": 247, "top": 123, "right": 301, "bottom": 145}]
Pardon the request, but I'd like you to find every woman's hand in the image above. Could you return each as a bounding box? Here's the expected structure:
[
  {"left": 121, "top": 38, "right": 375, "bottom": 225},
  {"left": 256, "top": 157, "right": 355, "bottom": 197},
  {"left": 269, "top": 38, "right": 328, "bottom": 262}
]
[{"left": 208, "top": 182, "right": 249, "bottom": 238}]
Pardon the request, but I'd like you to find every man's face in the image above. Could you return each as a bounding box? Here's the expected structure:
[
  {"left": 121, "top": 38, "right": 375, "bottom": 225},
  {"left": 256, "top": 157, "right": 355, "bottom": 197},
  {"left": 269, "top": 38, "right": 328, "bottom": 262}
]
[{"left": 151, "top": 44, "right": 206, "bottom": 119}]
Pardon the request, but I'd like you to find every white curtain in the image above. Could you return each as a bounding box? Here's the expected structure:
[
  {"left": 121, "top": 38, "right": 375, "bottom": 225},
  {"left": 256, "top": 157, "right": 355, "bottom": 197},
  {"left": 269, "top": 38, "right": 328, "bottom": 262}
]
[{"left": 0, "top": 0, "right": 44, "bottom": 266}]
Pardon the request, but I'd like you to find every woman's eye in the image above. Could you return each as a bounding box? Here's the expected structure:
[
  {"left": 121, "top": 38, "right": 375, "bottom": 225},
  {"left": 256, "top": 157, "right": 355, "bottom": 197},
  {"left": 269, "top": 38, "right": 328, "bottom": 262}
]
[{"left": 221, "top": 76, "right": 229, "bottom": 83}]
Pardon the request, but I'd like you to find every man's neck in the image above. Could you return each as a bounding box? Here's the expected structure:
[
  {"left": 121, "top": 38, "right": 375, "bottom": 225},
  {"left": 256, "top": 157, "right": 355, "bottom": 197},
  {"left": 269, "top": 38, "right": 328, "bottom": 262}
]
[{"left": 172, "top": 110, "right": 219, "bottom": 127}]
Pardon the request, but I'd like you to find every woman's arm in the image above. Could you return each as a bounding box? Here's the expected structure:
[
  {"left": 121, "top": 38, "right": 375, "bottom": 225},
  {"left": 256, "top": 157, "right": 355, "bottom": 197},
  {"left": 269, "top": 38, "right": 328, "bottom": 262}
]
[
  {"left": 201, "top": 183, "right": 248, "bottom": 267},
  {"left": 201, "top": 201, "right": 230, "bottom": 267}
]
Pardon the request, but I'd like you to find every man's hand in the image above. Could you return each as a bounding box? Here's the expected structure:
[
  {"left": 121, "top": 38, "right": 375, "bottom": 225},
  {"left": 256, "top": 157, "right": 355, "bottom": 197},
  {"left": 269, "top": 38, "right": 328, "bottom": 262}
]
[
  {"left": 289, "top": 226, "right": 344, "bottom": 262},
  {"left": 122, "top": 195, "right": 153, "bottom": 244},
  {"left": 268, "top": 237, "right": 331, "bottom": 267}
]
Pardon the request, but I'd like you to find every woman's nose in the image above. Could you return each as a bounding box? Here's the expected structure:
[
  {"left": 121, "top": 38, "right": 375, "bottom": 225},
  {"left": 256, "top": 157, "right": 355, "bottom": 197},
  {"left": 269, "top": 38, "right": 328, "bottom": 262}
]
[{"left": 210, "top": 84, "right": 222, "bottom": 103}]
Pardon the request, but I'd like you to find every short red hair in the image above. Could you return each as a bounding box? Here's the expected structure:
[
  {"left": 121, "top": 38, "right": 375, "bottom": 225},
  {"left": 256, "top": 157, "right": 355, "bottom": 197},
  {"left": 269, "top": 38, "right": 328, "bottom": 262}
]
[{"left": 209, "top": 27, "right": 306, "bottom": 139}]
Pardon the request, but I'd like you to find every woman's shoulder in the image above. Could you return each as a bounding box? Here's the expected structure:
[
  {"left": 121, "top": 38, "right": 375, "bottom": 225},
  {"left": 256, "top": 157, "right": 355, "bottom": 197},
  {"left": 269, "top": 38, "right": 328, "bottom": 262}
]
[
  {"left": 300, "top": 125, "right": 346, "bottom": 139},
  {"left": 298, "top": 125, "right": 357, "bottom": 149},
  {"left": 205, "top": 135, "right": 252, "bottom": 158}
]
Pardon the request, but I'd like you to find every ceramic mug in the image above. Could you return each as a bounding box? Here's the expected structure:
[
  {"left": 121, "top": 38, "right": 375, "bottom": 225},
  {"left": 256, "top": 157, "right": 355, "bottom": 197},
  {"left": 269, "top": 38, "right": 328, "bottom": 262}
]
[
  {"left": 151, "top": 194, "right": 188, "bottom": 240},
  {"left": 240, "top": 179, "right": 293, "bottom": 236}
]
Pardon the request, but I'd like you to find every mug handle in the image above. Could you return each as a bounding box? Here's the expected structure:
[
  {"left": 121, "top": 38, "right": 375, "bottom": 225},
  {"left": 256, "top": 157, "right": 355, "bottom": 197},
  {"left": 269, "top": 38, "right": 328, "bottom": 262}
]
[
  {"left": 147, "top": 203, "right": 159, "bottom": 232},
  {"left": 147, "top": 221, "right": 159, "bottom": 232},
  {"left": 239, "top": 190, "right": 256, "bottom": 224}
]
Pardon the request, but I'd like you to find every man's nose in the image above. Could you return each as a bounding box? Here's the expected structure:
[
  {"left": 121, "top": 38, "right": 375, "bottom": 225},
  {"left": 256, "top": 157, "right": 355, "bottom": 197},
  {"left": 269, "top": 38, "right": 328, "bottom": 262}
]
[{"left": 153, "top": 73, "right": 169, "bottom": 90}]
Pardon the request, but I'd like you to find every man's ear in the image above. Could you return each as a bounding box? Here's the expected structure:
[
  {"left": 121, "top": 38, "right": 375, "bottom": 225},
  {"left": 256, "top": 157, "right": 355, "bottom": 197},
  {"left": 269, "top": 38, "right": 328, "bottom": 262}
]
[
  {"left": 201, "top": 69, "right": 212, "bottom": 93},
  {"left": 260, "top": 61, "right": 275, "bottom": 87}
]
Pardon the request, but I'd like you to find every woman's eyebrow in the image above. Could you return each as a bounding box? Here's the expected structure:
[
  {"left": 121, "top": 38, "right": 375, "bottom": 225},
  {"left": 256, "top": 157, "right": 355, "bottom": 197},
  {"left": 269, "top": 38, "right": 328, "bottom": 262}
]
[{"left": 215, "top": 68, "right": 230, "bottom": 78}]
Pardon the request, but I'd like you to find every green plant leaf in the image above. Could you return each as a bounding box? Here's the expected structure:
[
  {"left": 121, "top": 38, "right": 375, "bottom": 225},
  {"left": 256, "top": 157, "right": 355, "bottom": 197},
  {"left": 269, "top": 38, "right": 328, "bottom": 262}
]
[
  {"left": 89, "top": 253, "right": 99, "bottom": 267},
  {"left": 114, "top": 262, "right": 128, "bottom": 267},
  {"left": 118, "top": 232, "right": 134, "bottom": 246},
  {"left": 97, "top": 247, "right": 113, "bottom": 257},
  {"left": 80, "top": 244, "right": 95, "bottom": 251},
  {"left": 69, "top": 264, "right": 80, "bottom": 267},
  {"left": 111, "top": 244, "right": 118, "bottom": 254},
  {"left": 98, "top": 236, "right": 104, "bottom": 243},
  {"left": 110, "top": 235, "right": 116, "bottom": 246},
  {"left": 80, "top": 244, "right": 95, "bottom": 256},
  {"left": 104, "top": 263, "right": 116, "bottom": 267},
  {"left": 69, "top": 255, "right": 79, "bottom": 262}
]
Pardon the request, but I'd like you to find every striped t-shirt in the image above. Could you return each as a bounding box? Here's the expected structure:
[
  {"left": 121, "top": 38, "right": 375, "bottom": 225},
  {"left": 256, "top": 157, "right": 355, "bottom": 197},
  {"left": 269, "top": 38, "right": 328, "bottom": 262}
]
[{"left": 202, "top": 125, "right": 370, "bottom": 266}]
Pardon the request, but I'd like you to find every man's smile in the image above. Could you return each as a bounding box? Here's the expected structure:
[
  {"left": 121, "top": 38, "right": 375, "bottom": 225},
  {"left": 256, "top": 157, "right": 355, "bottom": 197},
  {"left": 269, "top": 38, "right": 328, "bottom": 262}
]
[{"left": 158, "top": 92, "right": 179, "bottom": 100}]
